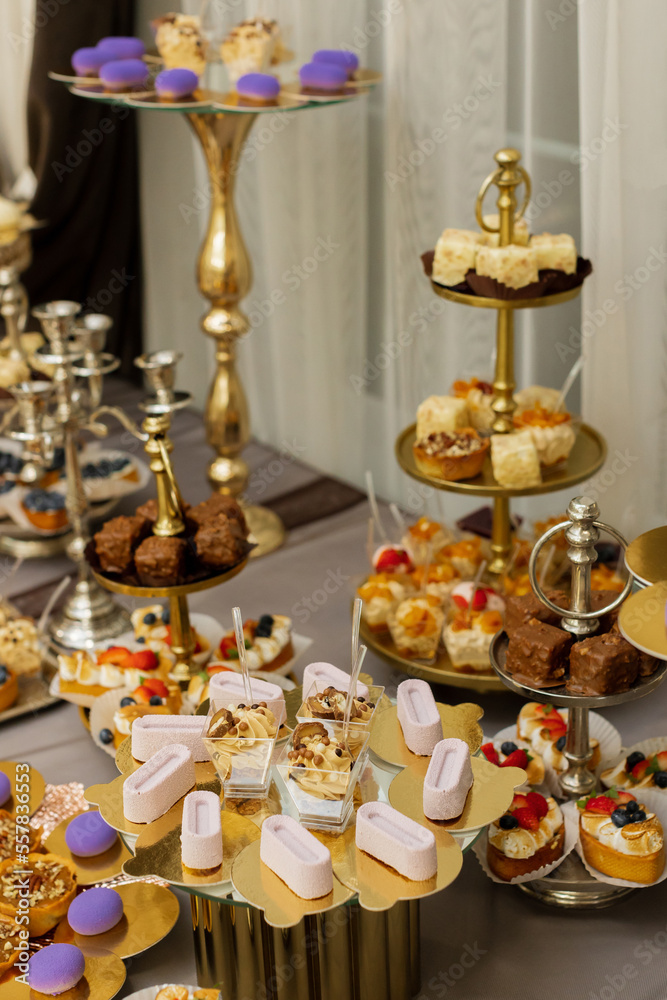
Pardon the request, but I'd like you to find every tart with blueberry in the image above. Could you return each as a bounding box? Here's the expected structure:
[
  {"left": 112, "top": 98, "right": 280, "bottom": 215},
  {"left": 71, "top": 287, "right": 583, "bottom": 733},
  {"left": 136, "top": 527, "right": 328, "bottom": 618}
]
[
  {"left": 487, "top": 791, "right": 564, "bottom": 880},
  {"left": 480, "top": 740, "right": 545, "bottom": 787},
  {"left": 577, "top": 789, "right": 665, "bottom": 884},
  {"left": 0, "top": 662, "right": 18, "bottom": 712},
  {"left": 21, "top": 488, "right": 68, "bottom": 531},
  {"left": 212, "top": 614, "right": 293, "bottom": 672},
  {"left": 80, "top": 454, "right": 139, "bottom": 499},
  {"left": 130, "top": 604, "right": 210, "bottom": 662},
  {"left": 110, "top": 677, "right": 182, "bottom": 748},
  {"left": 601, "top": 750, "right": 667, "bottom": 792},
  {"left": 517, "top": 702, "right": 600, "bottom": 774}
]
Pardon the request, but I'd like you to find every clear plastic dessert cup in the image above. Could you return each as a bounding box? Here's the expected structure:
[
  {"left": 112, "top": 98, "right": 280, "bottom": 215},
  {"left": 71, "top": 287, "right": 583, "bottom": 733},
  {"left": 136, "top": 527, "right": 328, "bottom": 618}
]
[
  {"left": 295, "top": 684, "right": 385, "bottom": 733},
  {"left": 203, "top": 699, "right": 277, "bottom": 799}
]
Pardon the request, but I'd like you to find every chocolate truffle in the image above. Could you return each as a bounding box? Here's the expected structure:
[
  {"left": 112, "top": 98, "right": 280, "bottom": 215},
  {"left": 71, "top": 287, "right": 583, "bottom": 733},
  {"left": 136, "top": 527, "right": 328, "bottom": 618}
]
[
  {"left": 67, "top": 887, "right": 123, "bottom": 936},
  {"left": 65, "top": 811, "right": 117, "bottom": 857},
  {"left": 155, "top": 67, "right": 199, "bottom": 100},
  {"left": 194, "top": 515, "right": 245, "bottom": 568},
  {"left": 236, "top": 72, "right": 281, "bottom": 102},
  {"left": 134, "top": 535, "right": 188, "bottom": 586},
  {"left": 100, "top": 58, "right": 149, "bottom": 93},
  {"left": 96, "top": 36, "right": 146, "bottom": 60},
  {"left": 505, "top": 590, "right": 569, "bottom": 633},
  {"left": 312, "top": 49, "right": 359, "bottom": 78},
  {"left": 299, "top": 62, "right": 347, "bottom": 92},
  {"left": 94, "top": 515, "right": 148, "bottom": 574},
  {"left": 28, "top": 944, "right": 85, "bottom": 994},
  {"left": 505, "top": 618, "right": 573, "bottom": 688},
  {"left": 567, "top": 631, "right": 639, "bottom": 696},
  {"left": 0, "top": 771, "right": 10, "bottom": 806},
  {"left": 188, "top": 493, "right": 248, "bottom": 536},
  {"left": 71, "top": 46, "right": 106, "bottom": 77}
]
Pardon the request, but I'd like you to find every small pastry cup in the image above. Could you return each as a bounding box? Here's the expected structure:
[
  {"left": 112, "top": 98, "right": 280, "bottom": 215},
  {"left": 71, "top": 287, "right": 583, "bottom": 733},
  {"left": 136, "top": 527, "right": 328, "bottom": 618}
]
[{"left": 412, "top": 430, "right": 489, "bottom": 482}]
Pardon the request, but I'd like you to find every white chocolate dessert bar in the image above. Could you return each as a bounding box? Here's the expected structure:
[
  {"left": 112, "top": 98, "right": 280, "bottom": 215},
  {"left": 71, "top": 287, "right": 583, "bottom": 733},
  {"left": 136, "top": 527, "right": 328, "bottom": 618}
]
[
  {"left": 301, "top": 662, "right": 370, "bottom": 702},
  {"left": 481, "top": 214, "right": 530, "bottom": 246},
  {"left": 432, "top": 228, "right": 481, "bottom": 286},
  {"left": 530, "top": 233, "right": 577, "bottom": 273},
  {"left": 131, "top": 715, "right": 209, "bottom": 763},
  {"left": 260, "top": 815, "right": 333, "bottom": 899},
  {"left": 356, "top": 801, "right": 437, "bottom": 880},
  {"left": 416, "top": 395, "right": 469, "bottom": 440},
  {"left": 181, "top": 790, "right": 223, "bottom": 872},
  {"left": 475, "top": 245, "right": 539, "bottom": 289},
  {"left": 490, "top": 430, "right": 541, "bottom": 489},
  {"left": 123, "top": 744, "right": 195, "bottom": 824},
  {"left": 423, "top": 738, "right": 473, "bottom": 820},
  {"left": 208, "top": 673, "right": 286, "bottom": 726},
  {"left": 397, "top": 678, "right": 442, "bottom": 756}
]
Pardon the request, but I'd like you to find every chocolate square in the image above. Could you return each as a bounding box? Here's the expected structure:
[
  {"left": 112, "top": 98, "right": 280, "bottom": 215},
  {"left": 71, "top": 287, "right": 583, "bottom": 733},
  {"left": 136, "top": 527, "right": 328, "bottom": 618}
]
[
  {"left": 505, "top": 617, "right": 573, "bottom": 688},
  {"left": 134, "top": 535, "right": 188, "bottom": 586},
  {"left": 188, "top": 494, "right": 248, "bottom": 537},
  {"left": 610, "top": 621, "right": 658, "bottom": 677},
  {"left": 505, "top": 590, "right": 569, "bottom": 633},
  {"left": 94, "top": 515, "right": 148, "bottom": 574},
  {"left": 590, "top": 589, "right": 623, "bottom": 634},
  {"left": 567, "top": 631, "right": 639, "bottom": 696},
  {"left": 194, "top": 515, "right": 245, "bottom": 568}
]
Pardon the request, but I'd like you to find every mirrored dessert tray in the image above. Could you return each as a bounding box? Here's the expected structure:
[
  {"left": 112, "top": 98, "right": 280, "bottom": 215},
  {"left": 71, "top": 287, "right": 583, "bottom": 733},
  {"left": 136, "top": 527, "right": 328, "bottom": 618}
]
[
  {"left": 489, "top": 628, "right": 667, "bottom": 707},
  {"left": 396, "top": 422, "right": 607, "bottom": 498}
]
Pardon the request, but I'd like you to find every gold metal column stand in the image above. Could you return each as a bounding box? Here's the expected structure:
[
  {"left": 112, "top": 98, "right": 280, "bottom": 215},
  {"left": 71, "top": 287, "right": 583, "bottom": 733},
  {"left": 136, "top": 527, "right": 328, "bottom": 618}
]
[{"left": 186, "top": 112, "right": 286, "bottom": 559}]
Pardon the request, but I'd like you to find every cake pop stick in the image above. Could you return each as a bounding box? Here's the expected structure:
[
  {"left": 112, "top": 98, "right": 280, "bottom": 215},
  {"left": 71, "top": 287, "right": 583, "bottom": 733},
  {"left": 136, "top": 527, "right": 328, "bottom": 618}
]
[
  {"left": 555, "top": 355, "right": 584, "bottom": 412},
  {"left": 469, "top": 559, "right": 487, "bottom": 616},
  {"left": 389, "top": 502, "right": 407, "bottom": 536},
  {"left": 365, "top": 470, "right": 387, "bottom": 541},
  {"left": 351, "top": 596, "right": 362, "bottom": 669},
  {"left": 366, "top": 517, "right": 375, "bottom": 569},
  {"left": 343, "top": 643, "right": 367, "bottom": 745},
  {"left": 232, "top": 606, "right": 253, "bottom": 706}
]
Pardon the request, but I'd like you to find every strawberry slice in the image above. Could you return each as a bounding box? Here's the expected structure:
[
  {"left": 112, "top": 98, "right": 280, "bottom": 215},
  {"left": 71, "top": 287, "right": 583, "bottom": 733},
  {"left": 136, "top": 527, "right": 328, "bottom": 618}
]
[
  {"left": 631, "top": 759, "right": 650, "bottom": 782},
  {"left": 470, "top": 589, "right": 488, "bottom": 611},
  {"left": 140, "top": 677, "right": 169, "bottom": 698},
  {"left": 526, "top": 792, "right": 549, "bottom": 819},
  {"left": 535, "top": 704, "right": 563, "bottom": 722},
  {"left": 510, "top": 793, "right": 530, "bottom": 811},
  {"left": 656, "top": 752, "right": 667, "bottom": 772},
  {"left": 481, "top": 742, "right": 500, "bottom": 766},
  {"left": 452, "top": 594, "right": 468, "bottom": 610},
  {"left": 500, "top": 749, "right": 528, "bottom": 770},
  {"left": 128, "top": 649, "right": 159, "bottom": 672},
  {"left": 97, "top": 645, "right": 133, "bottom": 667},
  {"left": 541, "top": 717, "right": 568, "bottom": 738},
  {"left": 585, "top": 795, "right": 617, "bottom": 815},
  {"left": 375, "top": 548, "right": 413, "bottom": 573},
  {"left": 514, "top": 807, "right": 540, "bottom": 831},
  {"left": 132, "top": 684, "right": 153, "bottom": 704},
  {"left": 617, "top": 790, "right": 637, "bottom": 804}
]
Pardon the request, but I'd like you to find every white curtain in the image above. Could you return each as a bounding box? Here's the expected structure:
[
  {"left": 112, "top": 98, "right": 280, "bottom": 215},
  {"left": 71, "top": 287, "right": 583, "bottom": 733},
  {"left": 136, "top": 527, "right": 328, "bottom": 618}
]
[{"left": 0, "top": 0, "right": 37, "bottom": 196}]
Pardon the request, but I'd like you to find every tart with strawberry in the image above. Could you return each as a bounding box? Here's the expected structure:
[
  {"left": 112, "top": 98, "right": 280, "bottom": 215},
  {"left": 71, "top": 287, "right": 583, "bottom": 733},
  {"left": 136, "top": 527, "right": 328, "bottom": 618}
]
[
  {"left": 480, "top": 741, "right": 545, "bottom": 787},
  {"left": 517, "top": 702, "right": 600, "bottom": 773},
  {"left": 110, "top": 676, "right": 182, "bottom": 748},
  {"left": 372, "top": 544, "right": 414, "bottom": 575},
  {"left": 442, "top": 609, "right": 503, "bottom": 673},
  {"left": 602, "top": 749, "right": 667, "bottom": 792},
  {"left": 387, "top": 595, "right": 444, "bottom": 660},
  {"left": 357, "top": 575, "right": 415, "bottom": 633},
  {"left": 213, "top": 614, "right": 293, "bottom": 671},
  {"left": 130, "top": 604, "right": 211, "bottom": 663},
  {"left": 577, "top": 789, "right": 665, "bottom": 884},
  {"left": 401, "top": 516, "right": 453, "bottom": 565},
  {"left": 487, "top": 791, "right": 565, "bottom": 880},
  {"left": 58, "top": 644, "right": 170, "bottom": 698}
]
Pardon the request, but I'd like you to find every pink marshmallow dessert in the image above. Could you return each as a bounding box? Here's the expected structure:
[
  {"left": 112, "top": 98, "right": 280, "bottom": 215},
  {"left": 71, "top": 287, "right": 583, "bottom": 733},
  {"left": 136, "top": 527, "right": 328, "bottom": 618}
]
[
  {"left": 123, "top": 743, "right": 195, "bottom": 824},
  {"left": 181, "top": 790, "right": 223, "bottom": 873},
  {"left": 396, "top": 678, "right": 442, "bottom": 756},
  {"left": 131, "top": 714, "right": 209, "bottom": 762},
  {"left": 301, "top": 661, "right": 370, "bottom": 702},
  {"left": 208, "top": 672, "right": 286, "bottom": 726},
  {"left": 260, "top": 814, "right": 333, "bottom": 899},
  {"left": 356, "top": 801, "right": 437, "bottom": 881},
  {"left": 423, "top": 738, "right": 473, "bottom": 821}
]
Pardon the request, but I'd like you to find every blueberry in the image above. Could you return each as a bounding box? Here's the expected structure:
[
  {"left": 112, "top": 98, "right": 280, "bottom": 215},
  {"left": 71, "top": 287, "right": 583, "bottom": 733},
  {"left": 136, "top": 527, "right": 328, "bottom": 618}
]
[
  {"left": 500, "top": 741, "right": 518, "bottom": 756},
  {"left": 556, "top": 736, "right": 567, "bottom": 752},
  {"left": 633, "top": 810, "right": 647, "bottom": 823},
  {"left": 143, "top": 613, "right": 157, "bottom": 625},
  {"left": 162, "top": 608, "right": 170, "bottom": 624},
  {"left": 0, "top": 665, "right": 7, "bottom": 683},
  {"left": 654, "top": 772, "right": 667, "bottom": 788},
  {"left": 611, "top": 809, "right": 630, "bottom": 828},
  {"left": 99, "top": 728, "right": 114, "bottom": 745},
  {"left": 0, "top": 482, "right": 14, "bottom": 495},
  {"left": 258, "top": 614, "right": 274, "bottom": 628},
  {"left": 499, "top": 814, "right": 519, "bottom": 830},
  {"left": 626, "top": 751, "right": 646, "bottom": 771},
  {"left": 625, "top": 800, "right": 639, "bottom": 813},
  {"left": 255, "top": 626, "right": 271, "bottom": 638},
  {"left": 120, "top": 697, "right": 136, "bottom": 708},
  {"left": 136, "top": 636, "right": 145, "bottom": 644},
  {"left": 149, "top": 695, "right": 163, "bottom": 706}
]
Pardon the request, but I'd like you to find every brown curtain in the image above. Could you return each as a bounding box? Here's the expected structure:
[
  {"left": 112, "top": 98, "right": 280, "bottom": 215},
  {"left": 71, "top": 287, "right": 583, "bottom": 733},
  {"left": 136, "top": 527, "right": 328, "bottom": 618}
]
[{"left": 23, "top": 0, "right": 142, "bottom": 379}]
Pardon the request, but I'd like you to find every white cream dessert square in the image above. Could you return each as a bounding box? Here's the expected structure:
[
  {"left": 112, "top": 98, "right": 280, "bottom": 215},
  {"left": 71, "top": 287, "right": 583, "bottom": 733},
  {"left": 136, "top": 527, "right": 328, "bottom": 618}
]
[
  {"left": 432, "top": 229, "right": 481, "bottom": 286},
  {"left": 475, "top": 245, "right": 539, "bottom": 290},
  {"left": 416, "top": 396, "right": 469, "bottom": 440},
  {"left": 490, "top": 430, "right": 541, "bottom": 489},
  {"left": 530, "top": 233, "right": 577, "bottom": 274},
  {"left": 443, "top": 616, "right": 498, "bottom": 671}
]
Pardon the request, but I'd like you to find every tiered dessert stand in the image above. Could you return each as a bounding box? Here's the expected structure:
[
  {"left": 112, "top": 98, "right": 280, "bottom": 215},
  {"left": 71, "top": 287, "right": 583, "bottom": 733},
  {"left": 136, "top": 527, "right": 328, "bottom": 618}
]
[
  {"left": 364, "top": 148, "right": 606, "bottom": 693},
  {"left": 490, "top": 495, "right": 667, "bottom": 907},
  {"left": 57, "top": 65, "right": 379, "bottom": 557}
]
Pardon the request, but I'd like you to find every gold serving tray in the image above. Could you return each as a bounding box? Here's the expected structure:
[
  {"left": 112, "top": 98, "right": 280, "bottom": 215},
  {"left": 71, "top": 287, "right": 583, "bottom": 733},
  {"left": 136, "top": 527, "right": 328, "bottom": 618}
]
[
  {"left": 625, "top": 526, "right": 667, "bottom": 587},
  {"left": 396, "top": 422, "right": 606, "bottom": 498},
  {"left": 91, "top": 557, "right": 248, "bottom": 598},
  {"left": 429, "top": 279, "right": 583, "bottom": 310},
  {"left": 619, "top": 582, "right": 667, "bottom": 661}
]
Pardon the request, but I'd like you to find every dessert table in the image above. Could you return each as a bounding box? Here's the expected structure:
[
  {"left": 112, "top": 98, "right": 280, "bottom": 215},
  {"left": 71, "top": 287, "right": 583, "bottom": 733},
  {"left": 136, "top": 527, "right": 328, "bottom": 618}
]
[{"left": 3, "top": 380, "right": 667, "bottom": 1000}]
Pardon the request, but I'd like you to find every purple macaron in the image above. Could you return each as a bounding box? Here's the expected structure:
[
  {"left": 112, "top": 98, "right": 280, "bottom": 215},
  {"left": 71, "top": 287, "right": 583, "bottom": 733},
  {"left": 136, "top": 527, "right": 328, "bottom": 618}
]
[
  {"left": 100, "top": 58, "right": 149, "bottom": 92},
  {"left": 299, "top": 62, "right": 347, "bottom": 92},
  {"left": 236, "top": 73, "right": 281, "bottom": 102},
  {"left": 67, "top": 887, "right": 124, "bottom": 936},
  {"left": 71, "top": 46, "right": 107, "bottom": 77},
  {"left": 0, "top": 770, "right": 10, "bottom": 806},
  {"left": 28, "top": 944, "right": 85, "bottom": 994},
  {"left": 312, "top": 49, "right": 359, "bottom": 78},
  {"left": 155, "top": 68, "right": 199, "bottom": 100},
  {"left": 65, "top": 811, "right": 117, "bottom": 857},
  {"left": 96, "top": 36, "right": 146, "bottom": 60}
]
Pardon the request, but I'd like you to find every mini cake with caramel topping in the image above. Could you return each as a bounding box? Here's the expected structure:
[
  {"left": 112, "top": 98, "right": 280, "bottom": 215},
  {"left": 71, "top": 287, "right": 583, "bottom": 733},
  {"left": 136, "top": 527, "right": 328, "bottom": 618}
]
[
  {"left": 443, "top": 609, "right": 503, "bottom": 673},
  {"left": 514, "top": 404, "right": 576, "bottom": 467},
  {"left": 402, "top": 516, "right": 453, "bottom": 565},
  {"left": 578, "top": 790, "right": 664, "bottom": 884},
  {"left": 356, "top": 574, "right": 414, "bottom": 633},
  {"left": 437, "top": 536, "right": 484, "bottom": 578},
  {"left": 387, "top": 595, "right": 444, "bottom": 660},
  {"left": 452, "top": 377, "right": 495, "bottom": 432}
]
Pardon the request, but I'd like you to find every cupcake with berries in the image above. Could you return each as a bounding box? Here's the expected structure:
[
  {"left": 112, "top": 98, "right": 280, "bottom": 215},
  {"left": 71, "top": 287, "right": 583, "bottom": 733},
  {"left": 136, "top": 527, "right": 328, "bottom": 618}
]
[
  {"left": 487, "top": 790, "right": 565, "bottom": 880},
  {"left": 480, "top": 740, "right": 545, "bottom": 787},
  {"left": 601, "top": 749, "right": 667, "bottom": 792},
  {"left": 577, "top": 789, "right": 665, "bottom": 884}
]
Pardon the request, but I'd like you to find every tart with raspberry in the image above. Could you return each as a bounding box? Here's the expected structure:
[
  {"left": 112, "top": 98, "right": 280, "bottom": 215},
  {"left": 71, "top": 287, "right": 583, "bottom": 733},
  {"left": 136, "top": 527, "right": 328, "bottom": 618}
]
[
  {"left": 517, "top": 703, "right": 601, "bottom": 774},
  {"left": 577, "top": 790, "right": 665, "bottom": 884},
  {"left": 480, "top": 741, "right": 545, "bottom": 787},
  {"left": 602, "top": 749, "right": 667, "bottom": 791},
  {"left": 487, "top": 791, "right": 565, "bottom": 880},
  {"left": 213, "top": 614, "right": 293, "bottom": 672},
  {"left": 0, "top": 852, "right": 77, "bottom": 936},
  {"left": 387, "top": 595, "right": 444, "bottom": 660}
]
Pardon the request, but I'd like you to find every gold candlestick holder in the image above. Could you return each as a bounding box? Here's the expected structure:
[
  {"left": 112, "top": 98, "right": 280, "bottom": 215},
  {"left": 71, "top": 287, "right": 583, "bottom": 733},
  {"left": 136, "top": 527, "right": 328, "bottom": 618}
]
[{"left": 89, "top": 350, "right": 247, "bottom": 682}]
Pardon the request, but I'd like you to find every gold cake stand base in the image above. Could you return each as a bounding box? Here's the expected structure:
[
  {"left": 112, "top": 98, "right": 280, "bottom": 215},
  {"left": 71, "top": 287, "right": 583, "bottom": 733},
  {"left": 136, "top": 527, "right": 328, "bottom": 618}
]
[
  {"left": 191, "top": 896, "right": 420, "bottom": 1000},
  {"left": 244, "top": 504, "right": 287, "bottom": 559}
]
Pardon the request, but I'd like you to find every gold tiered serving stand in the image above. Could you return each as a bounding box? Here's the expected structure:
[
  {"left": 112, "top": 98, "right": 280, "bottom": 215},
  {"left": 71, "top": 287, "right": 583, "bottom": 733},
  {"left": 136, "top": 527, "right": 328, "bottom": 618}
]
[{"left": 58, "top": 71, "right": 379, "bottom": 558}]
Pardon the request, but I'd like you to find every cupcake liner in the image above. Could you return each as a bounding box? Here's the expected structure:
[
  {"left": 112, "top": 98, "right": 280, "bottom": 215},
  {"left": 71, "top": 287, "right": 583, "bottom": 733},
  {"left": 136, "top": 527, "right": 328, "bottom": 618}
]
[
  {"left": 539, "top": 256, "right": 593, "bottom": 295},
  {"left": 472, "top": 810, "right": 577, "bottom": 885},
  {"left": 565, "top": 792, "right": 667, "bottom": 889},
  {"left": 465, "top": 271, "right": 547, "bottom": 300},
  {"left": 599, "top": 736, "right": 667, "bottom": 791}
]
